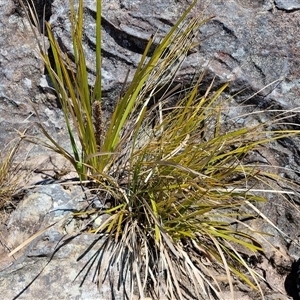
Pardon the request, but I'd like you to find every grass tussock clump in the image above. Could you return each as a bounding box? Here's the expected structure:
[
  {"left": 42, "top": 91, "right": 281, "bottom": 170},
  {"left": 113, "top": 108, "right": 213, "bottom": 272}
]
[
  {"left": 17, "top": 0, "right": 300, "bottom": 299},
  {"left": 0, "top": 140, "right": 22, "bottom": 213}
]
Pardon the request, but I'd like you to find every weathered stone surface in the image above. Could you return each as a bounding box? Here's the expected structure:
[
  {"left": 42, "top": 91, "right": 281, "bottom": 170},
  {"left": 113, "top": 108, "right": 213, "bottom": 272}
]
[
  {"left": 0, "top": 235, "right": 100, "bottom": 300},
  {"left": 50, "top": 0, "right": 300, "bottom": 112},
  {"left": 0, "top": 0, "right": 300, "bottom": 299},
  {"left": 275, "top": 0, "right": 300, "bottom": 11},
  {"left": 198, "top": 1, "right": 300, "bottom": 109},
  {"left": 0, "top": 0, "right": 75, "bottom": 175},
  {"left": 0, "top": 184, "right": 128, "bottom": 300}
]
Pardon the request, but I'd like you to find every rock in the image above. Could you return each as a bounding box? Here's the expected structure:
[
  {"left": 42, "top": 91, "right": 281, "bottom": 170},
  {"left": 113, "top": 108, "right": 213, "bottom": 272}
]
[
  {"left": 275, "top": 0, "right": 300, "bottom": 11},
  {"left": 49, "top": 0, "right": 300, "bottom": 113},
  {"left": 0, "top": 184, "right": 129, "bottom": 300},
  {"left": 0, "top": 184, "right": 84, "bottom": 265},
  {"left": 0, "top": 0, "right": 300, "bottom": 299},
  {"left": 198, "top": 1, "right": 300, "bottom": 109},
  {"left": 0, "top": 0, "right": 75, "bottom": 182},
  {"left": 265, "top": 293, "right": 291, "bottom": 300},
  {"left": 0, "top": 234, "right": 126, "bottom": 300}
]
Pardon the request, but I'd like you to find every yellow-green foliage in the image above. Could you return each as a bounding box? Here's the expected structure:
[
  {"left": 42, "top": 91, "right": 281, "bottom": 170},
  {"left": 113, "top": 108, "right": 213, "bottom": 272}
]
[
  {"left": 0, "top": 141, "right": 21, "bottom": 211},
  {"left": 20, "top": 0, "right": 300, "bottom": 299}
]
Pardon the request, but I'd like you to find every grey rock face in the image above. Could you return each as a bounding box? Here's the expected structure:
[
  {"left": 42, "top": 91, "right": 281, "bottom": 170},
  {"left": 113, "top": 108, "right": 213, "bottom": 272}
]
[
  {"left": 0, "top": 0, "right": 74, "bottom": 168},
  {"left": 0, "top": 0, "right": 300, "bottom": 299},
  {"left": 275, "top": 0, "right": 300, "bottom": 11},
  {"left": 198, "top": 1, "right": 300, "bottom": 107},
  {"left": 49, "top": 0, "right": 300, "bottom": 112},
  {"left": 50, "top": 0, "right": 190, "bottom": 110},
  {"left": 0, "top": 0, "right": 43, "bottom": 112},
  {"left": 0, "top": 184, "right": 128, "bottom": 300}
]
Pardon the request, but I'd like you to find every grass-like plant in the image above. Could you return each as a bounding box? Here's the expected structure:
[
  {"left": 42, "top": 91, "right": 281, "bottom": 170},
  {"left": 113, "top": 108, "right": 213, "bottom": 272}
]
[
  {"left": 0, "top": 140, "right": 22, "bottom": 214},
  {"left": 17, "top": 0, "right": 300, "bottom": 299}
]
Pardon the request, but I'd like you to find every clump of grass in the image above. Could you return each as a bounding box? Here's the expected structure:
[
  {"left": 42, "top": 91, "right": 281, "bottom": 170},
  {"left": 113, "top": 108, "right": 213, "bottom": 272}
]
[
  {"left": 0, "top": 140, "right": 22, "bottom": 212},
  {"left": 17, "top": 0, "right": 300, "bottom": 299}
]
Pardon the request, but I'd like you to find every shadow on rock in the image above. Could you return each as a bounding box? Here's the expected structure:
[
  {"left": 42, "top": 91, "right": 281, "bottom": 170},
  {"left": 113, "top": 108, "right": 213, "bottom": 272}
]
[{"left": 285, "top": 258, "right": 300, "bottom": 300}]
